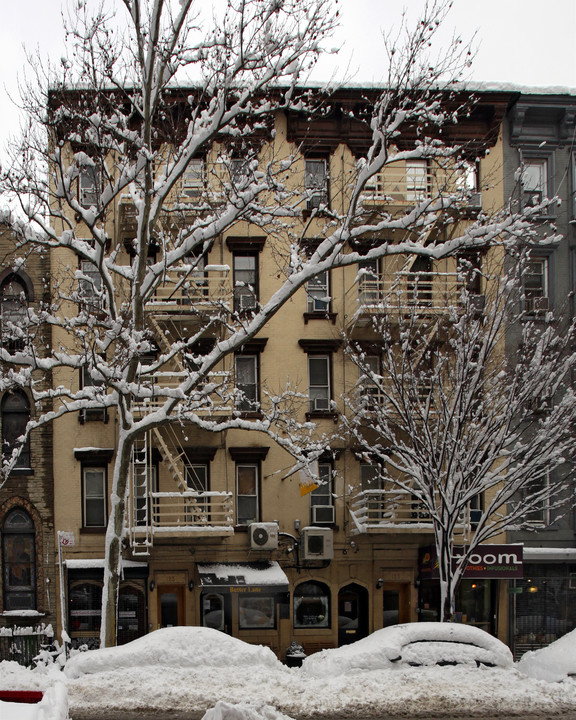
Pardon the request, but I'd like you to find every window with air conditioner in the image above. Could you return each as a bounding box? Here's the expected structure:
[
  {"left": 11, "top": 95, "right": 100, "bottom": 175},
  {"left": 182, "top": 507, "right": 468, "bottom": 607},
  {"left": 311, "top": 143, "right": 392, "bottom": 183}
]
[
  {"left": 233, "top": 253, "right": 258, "bottom": 311},
  {"left": 308, "top": 355, "right": 331, "bottom": 412},
  {"left": 305, "top": 158, "right": 328, "bottom": 210},
  {"left": 310, "top": 462, "right": 334, "bottom": 525},
  {"left": 306, "top": 271, "right": 330, "bottom": 313}
]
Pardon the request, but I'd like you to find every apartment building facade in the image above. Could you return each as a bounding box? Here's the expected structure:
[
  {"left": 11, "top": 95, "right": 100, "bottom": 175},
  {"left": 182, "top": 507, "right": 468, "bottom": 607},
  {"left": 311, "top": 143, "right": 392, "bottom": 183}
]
[
  {"left": 0, "top": 225, "right": 57, "bottom": 661},
  {"left": 504, "top": 93, "right": 576, "bottom": 658},
  {"left": 39, "top": 85, "right": 528, "bottom": 656}
]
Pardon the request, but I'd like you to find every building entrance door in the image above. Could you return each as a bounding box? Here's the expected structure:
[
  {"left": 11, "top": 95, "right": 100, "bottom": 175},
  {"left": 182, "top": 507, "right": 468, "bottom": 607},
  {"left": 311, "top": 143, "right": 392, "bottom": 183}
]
[
  {"left": 382, "top": 582, "right": 410, "bottom": 627},
  {"left": 157, "top": 585, "right": 185, "bottom": 628},
  {"left": 338, "top": 583, "right": 369, "bottom": 646}
]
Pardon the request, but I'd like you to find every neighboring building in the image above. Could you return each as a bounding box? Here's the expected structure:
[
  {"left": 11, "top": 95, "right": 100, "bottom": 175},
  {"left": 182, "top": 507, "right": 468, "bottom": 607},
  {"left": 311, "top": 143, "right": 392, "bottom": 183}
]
[
  {"left": 504, "top": 93, "right": 576, "bottom": 659},
  {"left": 0, "top": 224, "right": 56, "bottom": 662}
]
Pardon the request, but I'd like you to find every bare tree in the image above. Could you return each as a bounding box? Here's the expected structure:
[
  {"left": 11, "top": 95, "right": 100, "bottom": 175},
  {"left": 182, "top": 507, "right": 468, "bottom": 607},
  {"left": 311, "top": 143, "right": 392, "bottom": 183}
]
[
  {"left": 343, "top": 249, "right": 576, "bottom": 622},
  {"left": 0, "top": 0, "right": 542, "bottom": 645}
]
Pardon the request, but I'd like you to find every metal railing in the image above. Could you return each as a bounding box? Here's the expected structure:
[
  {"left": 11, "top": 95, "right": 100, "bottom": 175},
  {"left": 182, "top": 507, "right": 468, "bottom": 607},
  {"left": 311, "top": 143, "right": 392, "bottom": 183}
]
[
  {"left": 147, "top": 268, "right": 231, "bottom": 311},
  {"left": 131, "top": 490, "right": 234, "bottom": 532},
  {"left": 356, "top": 271, "right": 462, "bottom": 314},
  {"left": 0, "top": 625, "right": 54, "bottom": 667}
]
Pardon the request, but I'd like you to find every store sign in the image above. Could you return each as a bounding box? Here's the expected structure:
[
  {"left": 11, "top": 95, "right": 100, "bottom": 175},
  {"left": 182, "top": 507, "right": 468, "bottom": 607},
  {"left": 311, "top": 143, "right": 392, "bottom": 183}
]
[{"left": 420, "top": 545, "right": 523, "bottom": 579}]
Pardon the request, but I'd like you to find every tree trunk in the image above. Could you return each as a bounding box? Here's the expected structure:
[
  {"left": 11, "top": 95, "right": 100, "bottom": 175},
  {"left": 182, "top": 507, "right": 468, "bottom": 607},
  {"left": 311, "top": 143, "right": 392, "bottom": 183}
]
[{"left": 100, "top": 435, "right": 133, "bottom": 648}]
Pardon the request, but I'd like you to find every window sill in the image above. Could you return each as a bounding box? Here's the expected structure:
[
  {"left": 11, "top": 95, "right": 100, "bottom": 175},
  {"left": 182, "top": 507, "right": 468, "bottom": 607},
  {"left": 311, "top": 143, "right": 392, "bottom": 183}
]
[
  {"left": 306, "top": 411, "right": 339, "bottom": 423},
  {"left": 234, "top": 410, "right": 264, "bottom": 419},
  {"left": 9, "top": 468, "right": 34, "bottom": 477},
  {"left": 303, "top": 312, "right": 337, "bottom": 325},
  {"left": 80, "top": 526, "right": 107, "bottom": 534},
  {"left": 302, "top": 208, "right": 331, "bottom": 219}
]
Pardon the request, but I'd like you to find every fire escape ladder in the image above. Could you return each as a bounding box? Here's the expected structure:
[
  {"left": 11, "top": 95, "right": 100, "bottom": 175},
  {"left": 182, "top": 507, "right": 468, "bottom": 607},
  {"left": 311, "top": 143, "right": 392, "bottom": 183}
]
[{"left": 130, "top": 432, "right": 153, "bottom": 555}]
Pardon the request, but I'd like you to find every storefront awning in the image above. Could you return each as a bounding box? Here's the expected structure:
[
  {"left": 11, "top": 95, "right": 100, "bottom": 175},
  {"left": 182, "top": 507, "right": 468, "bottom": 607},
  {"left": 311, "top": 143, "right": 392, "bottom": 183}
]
[
  {"left": 522, "top": 547, "right": 576, "bottom": 562},
  {"left": 197, "top": 561, "right": 289, "bottom": 593}
]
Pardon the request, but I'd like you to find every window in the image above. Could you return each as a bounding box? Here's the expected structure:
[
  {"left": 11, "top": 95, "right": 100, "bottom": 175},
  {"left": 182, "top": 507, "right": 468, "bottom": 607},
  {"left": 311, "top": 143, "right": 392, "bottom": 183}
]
[
  {"left": 361, "top": 462, "right": 384, "bottom": 520},
  {"left": 2, "top": 509, "right": 36, "bottom": 611},
  {"left": 79, "top": 166, "right": 100, "bottom": 208},
  {"left": 305, "top": 158, "right": 328, "bottom": 210},
  {"left": 186, "top": 463, "right": 209, "bottom": 517},
  {"left": 83, "top": 466, "right": 107, "bottom": 527},
  {"left": 239, "top": 595, "right": 276, "bottom": 629},
  {"left": 525, "top": 472, "right": 551, "bottom": 526},
  {"left": 310, "top": 462, "right": 334, "bottom": 525},
  {"left": 235, "top": 354, "right": 259, "bottom": 411},
  {"left": 406, "top": 256, "right": 433, "bottom": 307},
  {"left": 1, "top": 391, "right": 31, "bottom": 469},
  {"left": 184, "top": 253, "right": 208, "bottom": 298},
  {"left": 306, "top": 271, "right": 330, "bottom": 313},
  {"left": 236, "top": 463, "right": 259, "bottom": 526},
  {"left": 524, "top": 256, "right": 549, "bottom": 313},
  {"left": 308, "top": 355, "right": 331, "bottom": 412},
  {"left": 294, "top": 581, "right": 330, "bottom": 628},
  {"left": 182, "top": 159, "right": 205, "bottom": 198},
  {"left": 522, "top": 158, "right": 548, "bottom": 206},
  {"left": 358, "top": 259, "right": 381, "bottom": 304},
  {"left": 1, "top": 276, "right": 28, "bottom": 350},
  {"left": 362, "top": 354, "right": 382, "bottom": 409},
  {"left": 80, "top": 364, "right": 107, "bottom": 422},
  {"left": 78, "top": 260, "right": 103, "bottom": 310},
  {"left": 406, "top": 159, "right": 429, "bottom": 202},
  {"left": 233, "top": 253, "right": 258, "bottom": 311}
]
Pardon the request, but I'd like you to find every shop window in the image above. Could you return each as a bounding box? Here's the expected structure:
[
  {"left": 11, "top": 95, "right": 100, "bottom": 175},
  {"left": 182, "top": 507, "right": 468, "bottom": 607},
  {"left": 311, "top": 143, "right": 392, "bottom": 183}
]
[
  {"left": 235, "top": 354, "right": 259, "bottom": 411},
  {"left": 306, "top": 271, "right": 330, "bottom": 313},
  {"left": 2, "top": 508, "right": 36, "bottom": 611},
  {"left": 294, "top": 580, "right": 330, "bottom": 628},
  {"left": 310, "top": 462, "right": 334, "bottom": 525},
  {"left": 308, "top": 354, "right": 331, "bottom": 412},
  {"left": 1, "top": 390, "right": 31, "bottom": 469},
  {"left": 1, "top": 276, "right": 28, "bottom": 350},
  {"left": 238, "top": 595, "right": 276, "bottom": 629},
  {"left": 233, "top": 253, "right": 258, "bottom": 311},
  {"left": 83, "top": 466, "right": 107, "bottom": 528},
  {"left": 202, "top": 592, "right": 226, "bottom": 630},
  {"left": 305, "top": 158, "right": 328, "bottom": 210},
  {"left": 236, "top": 463, "right": 260, "bottom": 526}
]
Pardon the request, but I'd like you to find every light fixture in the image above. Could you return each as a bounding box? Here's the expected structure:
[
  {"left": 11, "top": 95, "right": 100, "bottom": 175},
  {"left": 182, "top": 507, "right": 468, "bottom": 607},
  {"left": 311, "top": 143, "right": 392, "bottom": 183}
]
[
  {"left": 149, "top": 580, "right": 155, "bottom": 592},
  {"left": 188, "top": 580, "right": 195, "bottom": 591},
  {"left": 376, "top": 578, "right": 384, "bottom": 589}
]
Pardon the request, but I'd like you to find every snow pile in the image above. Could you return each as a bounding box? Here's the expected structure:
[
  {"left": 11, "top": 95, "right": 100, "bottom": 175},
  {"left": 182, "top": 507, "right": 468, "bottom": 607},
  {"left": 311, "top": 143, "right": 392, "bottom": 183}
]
[
  {"left": 202, "top": 701, "right": 294, "bottom": 720},
  {"left": 517, "top": 628, "right": 576, "bottom": 682},
  {"left": 302, "top": 622, "right": 512, "bottom": 676},
  {"left": 64, "top": 627, "right": 281, "bottom": 679},
  {"left": 0, "top": 660, "right": 60, "bottom": 691},
  {"left": 0, "top": 682, "right": 68, "bottom": 720}
]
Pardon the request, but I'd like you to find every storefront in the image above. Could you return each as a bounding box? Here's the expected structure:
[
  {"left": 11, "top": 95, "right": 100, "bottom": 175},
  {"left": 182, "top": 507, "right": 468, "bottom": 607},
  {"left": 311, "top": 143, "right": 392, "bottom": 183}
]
[{"left": 418, "top": 544, "right": 523, "bottom": 636}]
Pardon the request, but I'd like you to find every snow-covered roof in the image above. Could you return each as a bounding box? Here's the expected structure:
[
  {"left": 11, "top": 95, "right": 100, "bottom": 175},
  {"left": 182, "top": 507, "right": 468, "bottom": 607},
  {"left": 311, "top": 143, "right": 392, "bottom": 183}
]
[{"left": 65, "top": 559, "right": 148, "bottom": 569}]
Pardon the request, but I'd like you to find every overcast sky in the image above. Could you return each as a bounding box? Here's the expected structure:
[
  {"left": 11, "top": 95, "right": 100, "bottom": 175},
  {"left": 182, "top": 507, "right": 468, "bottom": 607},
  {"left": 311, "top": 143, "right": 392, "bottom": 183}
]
[{"left": 0, "top": 0, "right": 575, "bottom": 158}]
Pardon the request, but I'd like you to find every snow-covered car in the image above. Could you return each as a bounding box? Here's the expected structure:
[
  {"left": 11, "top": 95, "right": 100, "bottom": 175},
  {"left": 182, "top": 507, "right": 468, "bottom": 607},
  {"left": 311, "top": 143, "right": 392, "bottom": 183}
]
[
  {"left": 64, "top": 626, "right": 283, "bottom": 679},
  {"left": 516, "top": 628, "right": 576, "bottom": 682},
  {"left": 302, "top": 623, "right": 513, "bottom": 677}
]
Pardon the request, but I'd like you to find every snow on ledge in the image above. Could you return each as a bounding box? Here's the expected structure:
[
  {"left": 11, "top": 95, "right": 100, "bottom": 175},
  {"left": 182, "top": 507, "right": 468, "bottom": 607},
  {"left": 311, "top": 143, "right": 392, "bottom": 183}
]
[{"left": 65, "top": 559, "right": 148, "bottom": 569}]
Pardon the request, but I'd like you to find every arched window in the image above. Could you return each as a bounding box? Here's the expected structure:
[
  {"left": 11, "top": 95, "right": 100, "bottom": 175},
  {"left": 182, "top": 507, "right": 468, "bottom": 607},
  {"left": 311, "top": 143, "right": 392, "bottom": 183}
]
[
  {"left": 1, "top": 276, "right": 28, "bottom": 350},
  {"left": 2, "top": 391, "right": 31, "bottom": 468},
  {"left": 294, "top": 580, "right": 330, "bottom": 628},
  {"left": 2, "top": 508, "right": 36, "bottom": 611}
]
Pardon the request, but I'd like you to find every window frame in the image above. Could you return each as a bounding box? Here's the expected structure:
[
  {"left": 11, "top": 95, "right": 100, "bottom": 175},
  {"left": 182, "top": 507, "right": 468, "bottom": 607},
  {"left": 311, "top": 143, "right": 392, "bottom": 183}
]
[
  {"left": 521, "top": 157, "right": 548, "bottom": 206},
  {"left": 0, "top": 275, "right": 28, "bottom": 351},
  {"left": 182, "top": 158, "right": 206, "bottom": 199},
  {"left": 1, "top": 390, "right": 31, "bottom": 470},
  {"left": 79, "top": 363, "right": 108, "bottom": 423},
  {"left": 305, "top": 157, "right": 329, "bottom": 210},
  {"left": 293, "top": 580, "right": 331, "bottom": 629},
  {"left": 235, "top": 462, "right": 260, "bottom": 527},
  {"left": 233, "top": 252, "right": 258, "bottom": 312},
  {"left": 78, "top": 259, "right": 104, "bottom": 311},
  {"left": 306, "top": 270, "right": 330, "bottom": 313},
  {"left": 524, "top": 254, "right": 550, "bottom": 314},
  {"left": 78, "top": 165, "right": 100, "bottom": 209},
  {"left": 82, "top": 465, "right": 108, "bottom": 529},
  {"left": 307, "top": 354, "right": 332, "bottom": 413},
  {"left": 2, "top": 508, "right": 36, "bottom": 612},
  {"left": 405, "top": 159, "right": 430, "bottom": 202},
  {"left": 235, "top": 353, "right": 260, "bottom": 412}
]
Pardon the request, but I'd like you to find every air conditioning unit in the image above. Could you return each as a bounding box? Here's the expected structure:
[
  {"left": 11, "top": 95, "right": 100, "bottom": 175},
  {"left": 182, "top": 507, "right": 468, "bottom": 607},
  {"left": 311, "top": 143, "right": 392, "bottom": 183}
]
[
  {"left": 468, "top": 191, "right": 482, "bottom": 209},
  {"left": 249, "top": 522, "right": 279, "bottom": 550},
  {"left": 239, "top": 293, "right": 257, "bottom": 310},
  {"left": 301, "top": 527, "right": 333, "bottom": 561},
  {"left": 312, "top": 397, "right": 330, "bottom": 411},
  {"left": 311, "top": 505, "right": 335, "bottom": 525}
]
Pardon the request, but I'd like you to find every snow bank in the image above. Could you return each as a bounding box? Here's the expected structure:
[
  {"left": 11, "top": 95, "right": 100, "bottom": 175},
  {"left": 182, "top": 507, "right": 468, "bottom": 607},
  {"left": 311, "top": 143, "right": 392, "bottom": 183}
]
[
  {"left": 64, "top": 627, "right": 282, "bottom": 679},
  {"left": 517, "top": 628, "right": 576, "bottom": 682},
  {"left": 202, "top": 701, "right": 294, "bottom": 720},
  {"left": 302, "top": 622, "right": 513, "bottom": 676}
]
